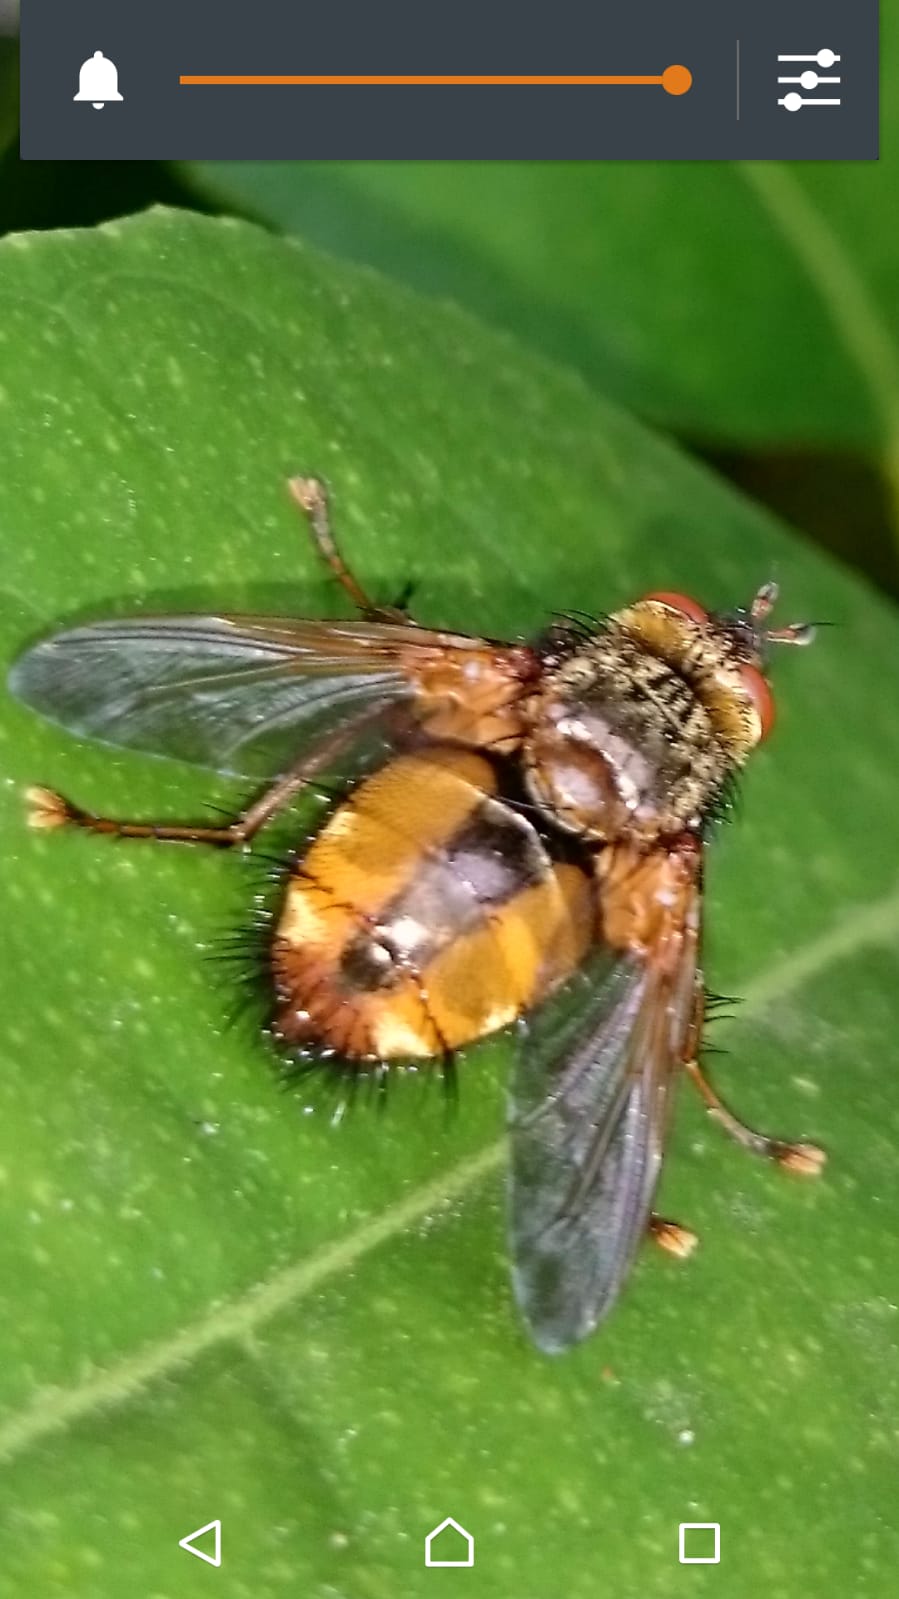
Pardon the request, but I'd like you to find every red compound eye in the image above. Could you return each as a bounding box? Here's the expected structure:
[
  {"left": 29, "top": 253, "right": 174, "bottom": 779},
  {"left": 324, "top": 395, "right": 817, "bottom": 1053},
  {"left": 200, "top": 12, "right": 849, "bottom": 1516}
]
[
  {"left": 642, "top": 591, "right": 708, "bottom": 626},
  {"left": 738, "top": 663, "right": 776, "bottom": 743}
]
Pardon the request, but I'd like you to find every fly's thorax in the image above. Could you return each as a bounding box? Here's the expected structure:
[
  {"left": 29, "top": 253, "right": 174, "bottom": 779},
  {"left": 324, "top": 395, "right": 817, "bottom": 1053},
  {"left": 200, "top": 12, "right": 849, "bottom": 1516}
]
[
  {"left": 524, "top": 601, "right": 764, "bottom": 844},
  {"left": 405, "top": 640, "right": 538, "bottom": 753},
  {"left": 595, "top": 834, "right": 701, "bottom": 965}
]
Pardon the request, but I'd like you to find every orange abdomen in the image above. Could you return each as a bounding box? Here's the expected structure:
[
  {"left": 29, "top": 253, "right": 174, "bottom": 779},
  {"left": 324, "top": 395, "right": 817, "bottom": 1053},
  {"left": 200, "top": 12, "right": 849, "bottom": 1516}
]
[{"left": 270, "top": 746, "right": 593, "bottom": 1061}]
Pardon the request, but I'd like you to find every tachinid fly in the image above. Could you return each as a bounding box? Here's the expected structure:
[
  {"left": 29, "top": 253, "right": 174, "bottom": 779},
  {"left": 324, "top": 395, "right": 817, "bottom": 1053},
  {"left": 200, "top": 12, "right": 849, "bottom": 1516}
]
[{"left": 9, "top": 475, "right": 825, "bottom": 1352}]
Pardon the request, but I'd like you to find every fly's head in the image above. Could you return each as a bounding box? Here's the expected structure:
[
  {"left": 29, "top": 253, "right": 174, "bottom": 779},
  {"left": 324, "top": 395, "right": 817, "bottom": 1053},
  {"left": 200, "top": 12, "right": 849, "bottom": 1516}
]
[{"left": 633, "top": 582, "right": 815, "bottom": 755}]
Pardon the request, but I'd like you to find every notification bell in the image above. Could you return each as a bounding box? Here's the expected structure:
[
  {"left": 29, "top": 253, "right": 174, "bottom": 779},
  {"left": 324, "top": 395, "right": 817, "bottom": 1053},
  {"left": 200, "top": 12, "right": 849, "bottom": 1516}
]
[{"left": 73, "top": 51, "right": 123, "bottom": 110}]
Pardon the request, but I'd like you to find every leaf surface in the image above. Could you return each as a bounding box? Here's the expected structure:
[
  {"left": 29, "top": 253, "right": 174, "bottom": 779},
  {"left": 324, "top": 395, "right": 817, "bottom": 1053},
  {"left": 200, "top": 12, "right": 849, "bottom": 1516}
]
[{"left": 0, "top": 209, "right": 897, "bottom": 1599}]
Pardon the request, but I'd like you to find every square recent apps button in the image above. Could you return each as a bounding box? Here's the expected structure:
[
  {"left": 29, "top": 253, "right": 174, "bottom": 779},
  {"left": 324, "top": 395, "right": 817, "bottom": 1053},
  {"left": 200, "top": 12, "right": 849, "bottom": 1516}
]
[{"left": 679, "top": 1523, "right": 721, "bottom": 1564}]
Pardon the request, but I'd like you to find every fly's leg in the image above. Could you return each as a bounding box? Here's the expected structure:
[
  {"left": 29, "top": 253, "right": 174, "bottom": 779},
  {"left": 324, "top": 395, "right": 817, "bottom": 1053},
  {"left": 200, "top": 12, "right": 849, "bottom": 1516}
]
[
  {"left": 288, "top": 475, "right": 414, "bottom": 623},
  {"left": 649, "top": 1215, "right": 698, "bottom": 1258},
  {"left": 685, "top": 1059, "right": 825, "bottom": 1174},
  {"left": 25, "top": 712, "right": 379, "bottom": 850},
  {"left": 681, "top": 979, "right": 824, "bottom": 1174},
  {"left": 288, "top": 475, "right": 374, "bottom": 613}
]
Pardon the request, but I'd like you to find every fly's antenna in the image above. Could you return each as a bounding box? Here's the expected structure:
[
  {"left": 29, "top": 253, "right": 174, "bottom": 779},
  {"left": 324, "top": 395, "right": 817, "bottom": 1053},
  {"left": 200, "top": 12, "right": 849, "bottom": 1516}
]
[{"left": 750, "top": 581, "right": 816, "bottom": 648}]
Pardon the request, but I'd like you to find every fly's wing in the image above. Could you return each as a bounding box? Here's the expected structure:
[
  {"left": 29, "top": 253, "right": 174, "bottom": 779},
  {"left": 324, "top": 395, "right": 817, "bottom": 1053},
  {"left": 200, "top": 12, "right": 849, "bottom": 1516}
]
[
  {"left": 8, "top": 614, "right": 522, "bottom": 779},
  {"left": 509, "top": 864, "right": 700, "bottom": 1353}
]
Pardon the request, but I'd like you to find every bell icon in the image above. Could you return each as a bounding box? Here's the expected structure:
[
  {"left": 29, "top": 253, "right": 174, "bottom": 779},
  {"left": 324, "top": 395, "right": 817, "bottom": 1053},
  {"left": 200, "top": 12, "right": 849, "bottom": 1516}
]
[{"left": 74, "top": 51, "right": 123, "bottom": 110}]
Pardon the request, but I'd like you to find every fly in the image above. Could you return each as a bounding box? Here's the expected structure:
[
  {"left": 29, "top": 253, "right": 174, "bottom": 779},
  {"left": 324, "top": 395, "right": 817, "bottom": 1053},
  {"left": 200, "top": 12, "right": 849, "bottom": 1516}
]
[{"left": 9, "top": 475, "right": 825, "bottom": 1352}]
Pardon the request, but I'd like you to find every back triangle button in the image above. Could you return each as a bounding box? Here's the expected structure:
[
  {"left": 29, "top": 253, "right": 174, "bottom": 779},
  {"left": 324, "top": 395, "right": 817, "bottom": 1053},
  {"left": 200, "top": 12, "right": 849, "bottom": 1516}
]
[{"left": 179, "top": 1519, "right": 222, "bottom": 1567}]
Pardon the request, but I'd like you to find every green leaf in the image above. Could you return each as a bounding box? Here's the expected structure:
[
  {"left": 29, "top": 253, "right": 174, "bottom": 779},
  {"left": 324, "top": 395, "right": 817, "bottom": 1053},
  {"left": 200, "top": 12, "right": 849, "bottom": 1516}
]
[
  {"left": 184, "top": 29, "right": 899, "bottom": 504},
  {"left": 1, "top": 208, "right": 898, "bottom": 1598}
]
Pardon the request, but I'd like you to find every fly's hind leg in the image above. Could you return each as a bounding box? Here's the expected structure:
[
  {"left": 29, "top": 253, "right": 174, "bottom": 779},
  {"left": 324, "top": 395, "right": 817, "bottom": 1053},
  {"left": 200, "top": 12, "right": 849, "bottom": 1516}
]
[
  {"left": 684, "top": 982, "right": 825, "bottom": 1176},
  {"left": 685, "top": 1059, "right": 825, "bottom": 1175},
  {"left": 288, "top": 475, "right": 416, "bottom": 623},
  {"left": 25, "top": 710, "right": 380, "bottom": 850}
]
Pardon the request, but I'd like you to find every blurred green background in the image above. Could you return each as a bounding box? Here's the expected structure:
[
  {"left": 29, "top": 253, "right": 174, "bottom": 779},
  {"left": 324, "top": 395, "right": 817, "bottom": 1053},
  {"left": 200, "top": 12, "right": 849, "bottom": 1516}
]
[{"left": 1, "top": 23, "right": 899, "bottom": 1599}]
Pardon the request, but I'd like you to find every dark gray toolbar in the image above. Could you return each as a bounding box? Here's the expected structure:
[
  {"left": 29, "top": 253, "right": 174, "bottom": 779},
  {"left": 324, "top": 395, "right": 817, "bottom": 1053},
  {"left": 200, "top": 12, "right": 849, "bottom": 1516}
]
[{"left": 20, "top": 0, "right": 877, "bottom": 160}]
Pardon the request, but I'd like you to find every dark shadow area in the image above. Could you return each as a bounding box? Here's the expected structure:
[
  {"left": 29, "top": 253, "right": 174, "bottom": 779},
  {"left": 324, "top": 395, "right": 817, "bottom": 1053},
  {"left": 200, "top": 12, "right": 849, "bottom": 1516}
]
[
  {"left": 693, "top": 442, "right": 899, "bottom": 600},
  {"left": 0, "top": 149, "right": 218, "bottom": 233}
]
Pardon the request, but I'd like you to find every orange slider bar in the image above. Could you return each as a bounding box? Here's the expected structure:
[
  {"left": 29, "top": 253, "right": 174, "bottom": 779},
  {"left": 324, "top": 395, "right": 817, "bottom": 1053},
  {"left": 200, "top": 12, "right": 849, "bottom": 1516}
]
[{"left": 180, "top": 66, "right": 693, "bottom": 95}]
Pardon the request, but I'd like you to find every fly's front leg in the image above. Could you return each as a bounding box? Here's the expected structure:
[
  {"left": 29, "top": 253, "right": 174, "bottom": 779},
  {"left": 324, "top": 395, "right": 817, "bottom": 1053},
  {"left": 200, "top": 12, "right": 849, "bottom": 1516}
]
[
  {"left": 685, "top": 982, "right": 825, "bottom": 1176},
  {"left": 288, "top": 475, "right": 415, "bottom": 623},
  {"left": 25, "top": 711, "right": 380, "bottom": 850}
]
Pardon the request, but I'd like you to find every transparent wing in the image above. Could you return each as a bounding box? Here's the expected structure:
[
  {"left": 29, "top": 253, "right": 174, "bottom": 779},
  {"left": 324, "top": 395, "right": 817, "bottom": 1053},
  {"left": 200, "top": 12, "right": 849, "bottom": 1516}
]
[
  {"left": 509, "top": 876, "right": 700, "bottom": 1353},
  {"left": 8, "top": 613, "right": 495, "bottom": 779}
]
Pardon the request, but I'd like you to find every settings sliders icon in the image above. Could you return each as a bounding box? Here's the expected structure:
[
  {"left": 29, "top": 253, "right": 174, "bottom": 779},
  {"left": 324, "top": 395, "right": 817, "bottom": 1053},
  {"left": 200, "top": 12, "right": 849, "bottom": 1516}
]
[{"left": 778, "top": 48, "right": 841, "bottom": 112}]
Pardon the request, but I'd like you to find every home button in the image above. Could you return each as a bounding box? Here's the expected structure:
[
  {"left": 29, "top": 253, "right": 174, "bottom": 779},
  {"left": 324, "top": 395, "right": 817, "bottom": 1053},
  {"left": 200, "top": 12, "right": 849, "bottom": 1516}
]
[{"left": 424, "top": 1517, "right": 474, "bottom": 1567}]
